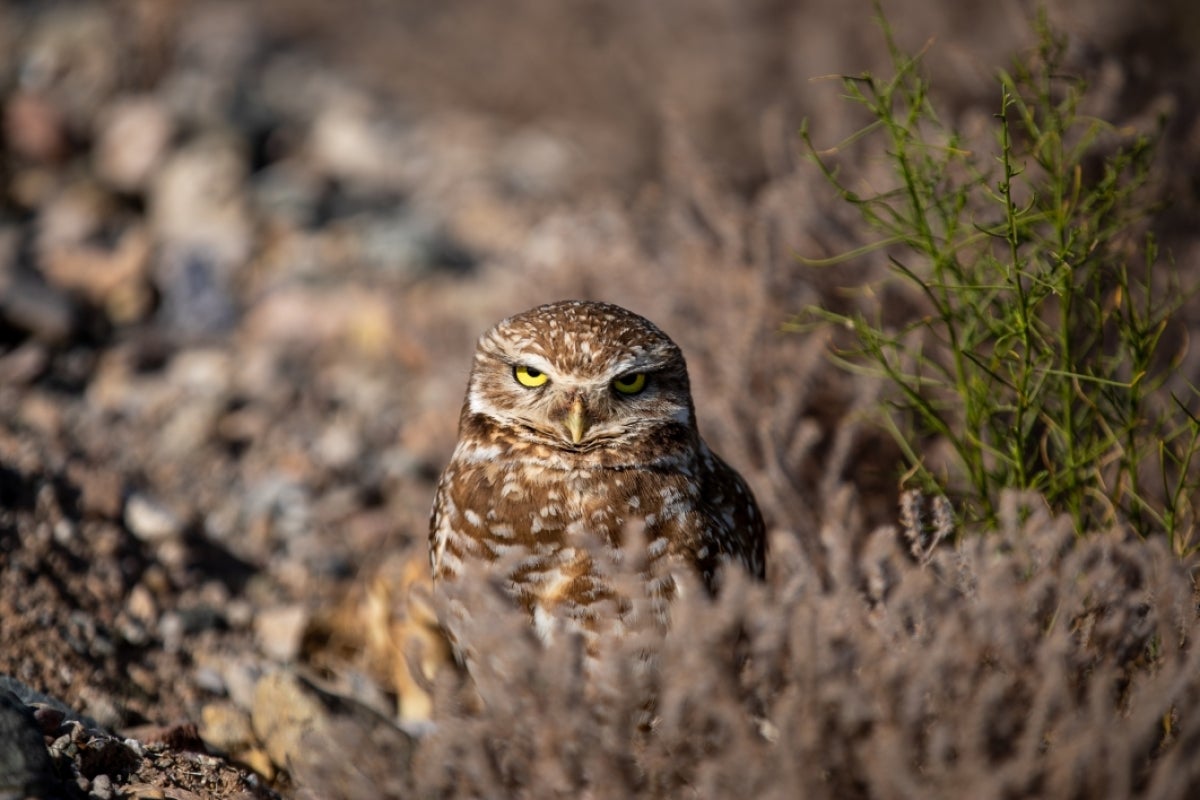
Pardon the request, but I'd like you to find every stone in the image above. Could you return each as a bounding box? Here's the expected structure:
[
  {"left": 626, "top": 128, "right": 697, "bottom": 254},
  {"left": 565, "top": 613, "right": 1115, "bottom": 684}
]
[
  {"left": 124, "top": 493, "right": 183, "bottom": 542},
  {"left": 254, "top": 604, "right": 309, "bottom": 663},
  {"left": 0, "top": 689, "right": 53, "bottom": 798},
  {"left": 94, "top": 96, "right": 173, "bottom": 192}
]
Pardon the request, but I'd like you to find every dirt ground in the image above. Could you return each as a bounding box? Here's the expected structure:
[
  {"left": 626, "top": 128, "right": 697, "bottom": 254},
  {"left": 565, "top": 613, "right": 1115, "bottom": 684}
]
[{"left": 1, "top": 1, "right": 1199, "bottom": 798}]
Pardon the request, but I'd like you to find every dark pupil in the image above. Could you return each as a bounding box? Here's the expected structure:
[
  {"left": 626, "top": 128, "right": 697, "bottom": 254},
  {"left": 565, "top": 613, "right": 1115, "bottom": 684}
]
[
  {"left": 619, "top": 375, "right": 636, "bottom": 385},
  {"left": 524, "top": 367, "right": 541, "bottom": 378}
]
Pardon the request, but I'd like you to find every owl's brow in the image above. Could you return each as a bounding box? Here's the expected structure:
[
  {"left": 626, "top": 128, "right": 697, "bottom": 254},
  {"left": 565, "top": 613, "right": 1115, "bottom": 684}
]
[
  {"left": 499, "top": 353, "right": 552, "bottom": 368},
  {"left": 609, "top": 350, "right": 677, "bottom": 375}
]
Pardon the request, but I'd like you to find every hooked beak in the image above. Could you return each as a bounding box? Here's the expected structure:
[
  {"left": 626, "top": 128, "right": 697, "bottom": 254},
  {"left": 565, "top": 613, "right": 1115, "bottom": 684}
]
[{"left": 564, "top": 395, "right": 587, "bottom": 444}]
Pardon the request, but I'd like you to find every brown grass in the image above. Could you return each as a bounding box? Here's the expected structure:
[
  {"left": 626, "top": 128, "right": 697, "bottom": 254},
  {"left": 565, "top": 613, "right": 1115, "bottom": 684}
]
[{"left": 405, "top": 494, "right": 1199, "bottom": 798}]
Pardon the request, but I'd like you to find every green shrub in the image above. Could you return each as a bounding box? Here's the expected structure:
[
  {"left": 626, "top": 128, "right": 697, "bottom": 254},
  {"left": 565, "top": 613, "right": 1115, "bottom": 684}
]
[{"left": 799, "top": 5, "right": 1199, "bottom": 552}]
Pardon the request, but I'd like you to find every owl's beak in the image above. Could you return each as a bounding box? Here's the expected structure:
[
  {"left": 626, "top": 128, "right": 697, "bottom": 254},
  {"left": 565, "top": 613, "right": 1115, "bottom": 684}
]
[{"left": 565, "top": 395, "right": 588, "bottom": 444}]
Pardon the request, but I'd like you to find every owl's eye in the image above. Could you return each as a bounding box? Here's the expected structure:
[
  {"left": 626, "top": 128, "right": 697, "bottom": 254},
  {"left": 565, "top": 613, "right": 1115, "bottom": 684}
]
[
  {"left": 612, "top": 372, "right": 647, "bottom": 395},
  {"left": 514, "top": 365, "right": 549, "bottom": 388}
]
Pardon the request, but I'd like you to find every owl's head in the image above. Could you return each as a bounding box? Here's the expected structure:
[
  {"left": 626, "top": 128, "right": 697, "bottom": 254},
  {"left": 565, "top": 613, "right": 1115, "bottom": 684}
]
[{"left": 463, "top": 301, "right": 695, "bottom": 453}]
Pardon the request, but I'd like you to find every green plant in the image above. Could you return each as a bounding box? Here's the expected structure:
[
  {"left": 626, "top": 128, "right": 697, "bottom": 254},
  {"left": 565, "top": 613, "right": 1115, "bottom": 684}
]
[{"left": 797, "top": 5, "right": 1199, "bottom": 552}]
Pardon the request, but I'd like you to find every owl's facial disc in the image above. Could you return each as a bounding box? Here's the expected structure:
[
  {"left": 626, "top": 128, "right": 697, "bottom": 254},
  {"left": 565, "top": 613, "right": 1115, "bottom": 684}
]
[{"left": 466, "top": 312, "right": 693, "bottom": 454}]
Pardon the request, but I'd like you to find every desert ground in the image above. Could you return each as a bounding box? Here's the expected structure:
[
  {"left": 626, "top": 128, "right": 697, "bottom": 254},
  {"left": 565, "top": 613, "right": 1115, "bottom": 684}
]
[{"left": 1, "top": 1, "right": 1199, "bottom": 798}]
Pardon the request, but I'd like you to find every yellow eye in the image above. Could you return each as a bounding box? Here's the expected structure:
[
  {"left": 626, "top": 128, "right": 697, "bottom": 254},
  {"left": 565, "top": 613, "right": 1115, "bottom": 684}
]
[
  {"left": 613, "top": 372, "right": 647, "bottom": 395},
  {"left": 514, "top": 365, "right": 549, "bottom": 388}
]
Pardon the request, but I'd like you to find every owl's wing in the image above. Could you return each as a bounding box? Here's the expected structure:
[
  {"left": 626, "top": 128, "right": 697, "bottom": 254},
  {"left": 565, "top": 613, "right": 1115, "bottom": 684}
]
[{"left": 697, "top": 443, "right": 767, "bottom": 583}]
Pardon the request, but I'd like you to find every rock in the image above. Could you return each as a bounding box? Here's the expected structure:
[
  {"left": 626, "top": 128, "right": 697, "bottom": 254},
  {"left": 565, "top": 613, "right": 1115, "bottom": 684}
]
[
  {"left": 251, "top": 161, "right": 324, "bottom": 227},
  {"left": 0, "top": 689, "right": 53, "bottom": 798},
  {"left": 251, "top": 670, "right": 415, "bottom": 797},
  {"left": 0, "top": 340, "right": 48, "bottom": 385},
  {"left": 308, "top": 98, "right": 398, "bottom": 187},
  {"left": 166, "top": 348, "right": 233, "bottom": 397},
  {"left": 125, "top": 583, "right": 158, "bottom": 626},
  {"left": 0, "top": 268, "right": 76, "bottom": 342},
  {"left": 157, "top": 397, "right": 222, "bottom": 457},
  {"left": 250, "top": 671, "right": 323, "bottom": 771},
  {"left": 254, "top": 605, "right": 309, "bottom": 663},
  {"left": 124, "top": 493, "right": 184, "bottom": 542},
  {"left": 199, "top": 702, "right": 253, "bottom": 754},
  {"left": 39, "top": 226, "right": 154, "bottom": 325},
  {"left": 90, "top": 772, "right": 115, "bottom": 799},
  {"left": 153, "top": 245, "right": 240, "bottom": 338},
  {"left": 18, "top": 391, "right": 62, "bottom": 438},
  {"left": 67, "top": 461, "right": 125, "bottom": 520},
  {"left": 192, "top": 653, "right": 262, "bottom": 711},
  {"left": 149, "top": 134, "right": 253, "bottom": 336},
  {"left": 3, "top": 90, "right": 68, "bottom": 162},
  {"left": 150, "top": 133, "right": 252, "bottom": 262},
  {"left": 313, "top": 422, "right": 361, "bottom": 471},
  {"left": 200, "top": 702, "right": 274, "bottom": 781},
  {"left": 94, "top": 96, "right": 174, "bottom": 193}
]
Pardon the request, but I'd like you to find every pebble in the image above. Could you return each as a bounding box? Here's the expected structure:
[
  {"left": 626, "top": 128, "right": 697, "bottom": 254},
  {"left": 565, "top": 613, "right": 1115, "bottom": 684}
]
[
  {"left": 35, "top": 179, "right": 111, "bottom": 248},
  {"left": 149, "top": 133, "right": 252, "bottom": 336},
  {"left": 218, "top": 657, "right": 265, "bottom": 712},
  {"left": 314, "top": 422, "right": 362, "bottom": 471},
  {"left": 90, "top": 772, "right": 114, "bottom": 799},
  {"left": 127, "top": 787, "right": 165, "bottom": 800},
  {"left": 200, "top": 701, "right": 254, "bottom": 752},
  {"left": 251, "top": 160, "right": 324, "bottom": 226},
  {"left": 251, "top": 669, "right": 416, "bottom": 797},
  {"left": 0, "top": 339, "right": 48, "bottom": 385},
  {"left": 66, "top": 462, "right": 124, "bottom": 519},
  {"left": 38, "top": 226, "right": 154, "bottom": 325},
  {"left": 254, "top": 604, "right": 309, "bottom": 662},
  {"left": 0, "top": 269, "right": 76, "bottom": 342},
  {"left": 308, "top": 98, "right": 396, "bottom": 185},
  {"left": 3, "top": 90, "right": 68, "bottom": 162},
  {"left": 124, "top": 493, "right": 183, "bottom": 542},
  {"left": 153, "top": 245, "right": 240, "bottom": 337},
  {"left": 150, "top": 134, "right": 252, "bottom": 262},
  {"left": 166, "top": 348, "right": 233, "bottom": 397},
  {"left": 157, "top": 397, "right": 221, "bottom": 456},
  {"left": 52, "top": 518, "right": 76, "bottom": 546},
  {"left": 93, "top": 96, "right": 173, "bottom": 192},
  {"left": 125, "top": 583, "right": 158, "bottom": 626},
  {"left": 251, "top": 671, "right": 323, "bottom": 770},
  {"left": 199, "top": 702, "right": 275, "bottom": 779}
]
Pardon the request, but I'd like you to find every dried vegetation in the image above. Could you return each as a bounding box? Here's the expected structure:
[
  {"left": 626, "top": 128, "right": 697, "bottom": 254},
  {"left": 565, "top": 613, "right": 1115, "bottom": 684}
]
[
  {"left": 0, "top": 0, "right": 1198, "bottom": 798},
  {"left": 410, "top": 498, "right": 1200, "bottom": 798}
]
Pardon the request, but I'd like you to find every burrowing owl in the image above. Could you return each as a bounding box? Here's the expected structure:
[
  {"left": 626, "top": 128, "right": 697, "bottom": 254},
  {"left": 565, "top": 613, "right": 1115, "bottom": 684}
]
[{"left": 429, "top": 300, "right": 765, "bottom": 642}]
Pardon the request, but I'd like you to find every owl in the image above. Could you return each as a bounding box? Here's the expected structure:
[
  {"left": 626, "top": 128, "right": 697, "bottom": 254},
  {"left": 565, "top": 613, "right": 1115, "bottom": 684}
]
[{"left": 429, "top": 300, "right": 765, "bottom": 644}]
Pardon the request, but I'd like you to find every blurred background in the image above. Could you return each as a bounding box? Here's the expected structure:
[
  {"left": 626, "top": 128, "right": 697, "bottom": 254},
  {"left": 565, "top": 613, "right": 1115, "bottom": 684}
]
[{"left": 1, "top": 0, "right": 1199, "bottom": 792}]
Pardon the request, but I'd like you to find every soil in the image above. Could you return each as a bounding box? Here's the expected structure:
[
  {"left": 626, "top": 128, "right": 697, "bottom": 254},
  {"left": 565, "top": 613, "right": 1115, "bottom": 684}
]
[{"left": 1, "top": 1, "right": 1198, "bottom": 798}]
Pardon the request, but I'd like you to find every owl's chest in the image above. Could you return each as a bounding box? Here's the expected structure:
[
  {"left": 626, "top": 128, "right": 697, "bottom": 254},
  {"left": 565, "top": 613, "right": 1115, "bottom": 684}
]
[
  {"left": 443, "top": 446, "right": 700, "bottom": 560},
  {"left": 491, "top": 461, "right": 637, "bottom": 545}
]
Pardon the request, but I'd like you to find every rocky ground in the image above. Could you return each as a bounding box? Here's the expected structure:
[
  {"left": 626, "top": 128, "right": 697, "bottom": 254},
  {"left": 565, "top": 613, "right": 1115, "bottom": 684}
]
[{"left": 1, "top": 1, "right": 1199, "bottom": 798}]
